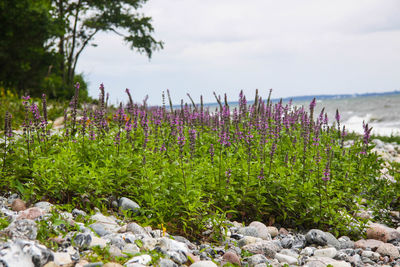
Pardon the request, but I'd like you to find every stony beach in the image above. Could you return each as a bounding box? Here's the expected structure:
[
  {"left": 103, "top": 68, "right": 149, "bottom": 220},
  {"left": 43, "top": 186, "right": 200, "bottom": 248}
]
[{"left": 0, "top": 138, "right": 399, "bottom": 267}]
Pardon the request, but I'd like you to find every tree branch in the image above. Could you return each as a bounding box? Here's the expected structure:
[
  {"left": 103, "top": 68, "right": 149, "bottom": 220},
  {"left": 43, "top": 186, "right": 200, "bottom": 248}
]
[{"left": 71, "top": 28, "right": 99, "bottom": 77}]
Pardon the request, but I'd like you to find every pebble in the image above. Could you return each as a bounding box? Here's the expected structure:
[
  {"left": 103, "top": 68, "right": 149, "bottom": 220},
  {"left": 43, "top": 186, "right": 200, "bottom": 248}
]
[
  {"left": 376, "top": 243, "right": 400, "bottom": 259},
  {"left": 34, "top": 201, "right": 54, "bottom": 213},
  {"left": 238, "top": 236, "right": 263, "bottom": 247},
  {"left": 275, "top": 252, "right": 298, "bottom": 264},
  {"left": 314, "top": 247, "right": 337, "bottom": 258},
  {"left": 354, "top": 239, "right": 384, "bottom": 250},
  {"left": 242, "top": 240, "right": 280, "bottom": 258},
  {"left": 53, "top": 252, "right": 73, "bottom": 266},
  {"left": 0, "top": 190, "right": 399, "bottom": 267},
  {"left": 237, "top": 226, "right": 260, "bottom": 238},
  {"left": 189, "top": 260, "right": 218, "bottom": 267},
  {"left": 222, "top": 251, "right": 241, "bottom": 265},
  {"left": 247, "top": 254, "right": 269, "bottom": 267},
  {"left": 5, "top": 219, "right": 38, "bottom": 240},
  {"left": 305, "top": 229, "right": 328, "bottom": 246},
  {"left": 118, "top": 197, "right": 141, "bottom": 213},
  {"left": 306, "top": 256, "right": 351, "bottom": 267},
  {"left": 11, "top": 198, "right": 26, "bottom": 211},
  {"left": 159, "top": 258, "right": 178, "bottom": 267},
  {"left": 125, "top": 255, "right": 152, "bottom": 265},
  {"left": 248, "top": 221, "right": 273, "bottom": 240},
  {"left": 367, "top": 223, "right": 400, "bottom": 243}
]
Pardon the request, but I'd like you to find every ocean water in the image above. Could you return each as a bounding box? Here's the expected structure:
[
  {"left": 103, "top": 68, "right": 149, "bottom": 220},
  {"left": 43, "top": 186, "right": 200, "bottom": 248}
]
[
  {"left": 291, "top": 93, "right": 400, "bottom": 136},
  {"left": 202, "top": 92, "right": 400, "bottom": 136}
]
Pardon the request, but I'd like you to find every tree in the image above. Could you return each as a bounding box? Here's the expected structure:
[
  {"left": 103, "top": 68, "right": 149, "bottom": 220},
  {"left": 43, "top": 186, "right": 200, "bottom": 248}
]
[
  {"left": 52, "top": 0, "right": 164, "bottom": 87},
  {"left": 0, "top": 0, "right": 58, "bottom": 96}
]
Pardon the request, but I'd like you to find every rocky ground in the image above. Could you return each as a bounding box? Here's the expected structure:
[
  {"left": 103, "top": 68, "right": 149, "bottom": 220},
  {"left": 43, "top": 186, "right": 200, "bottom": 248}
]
[
  {"left": 0, "top": 193, "right": 399, "bottom": 267},
  {"left": 0, "top": 138, "right": 399, "bottom": 267}
]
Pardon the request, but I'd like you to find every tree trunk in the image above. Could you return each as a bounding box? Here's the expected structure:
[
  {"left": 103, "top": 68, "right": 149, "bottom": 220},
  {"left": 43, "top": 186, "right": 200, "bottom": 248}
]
[{"left": 57, "top": 0, "right": 65, "bottom": 84}]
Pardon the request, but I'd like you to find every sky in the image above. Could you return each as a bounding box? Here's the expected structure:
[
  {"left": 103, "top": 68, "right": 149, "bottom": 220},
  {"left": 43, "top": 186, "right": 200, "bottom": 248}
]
[{"left": 76, "top": 0, "right": 400, "bottom": 105}]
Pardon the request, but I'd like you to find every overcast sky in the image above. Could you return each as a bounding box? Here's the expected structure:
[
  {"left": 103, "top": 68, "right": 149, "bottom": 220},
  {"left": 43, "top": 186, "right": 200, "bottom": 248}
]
[{"left": 76, "top": 0, "right": 400, "bottom": 105}]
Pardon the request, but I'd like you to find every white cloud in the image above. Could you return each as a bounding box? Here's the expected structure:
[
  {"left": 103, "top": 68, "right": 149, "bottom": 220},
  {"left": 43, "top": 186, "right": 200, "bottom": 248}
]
[{"left": 77, "top": 0, "right": 400, "bottom": 104}]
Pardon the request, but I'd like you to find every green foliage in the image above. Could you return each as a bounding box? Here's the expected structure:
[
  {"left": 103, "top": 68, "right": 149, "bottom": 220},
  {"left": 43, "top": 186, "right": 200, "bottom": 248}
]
[
  {"left": 0, "top": 0, "right": 162, "bottom": 100},
  {"left": 0, "top": 0, "right": 58, "bottom": 96},
  {"left": 1, "top": 89, "right": 399, "bottom": 239},
  {"left": 0, "top": 88, "right": 66, "bottom": 129},
  {"left": 36, "top": 209, "right": 80, "bottom": 250},
  {"left": 0, "top": 217, "right": 10, "bottom": 231}
]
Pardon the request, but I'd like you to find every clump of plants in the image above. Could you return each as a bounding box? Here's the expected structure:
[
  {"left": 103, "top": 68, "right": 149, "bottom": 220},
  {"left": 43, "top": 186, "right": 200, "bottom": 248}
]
[{"left": 1, "top": 84, "right": 399, "bottom": 238}]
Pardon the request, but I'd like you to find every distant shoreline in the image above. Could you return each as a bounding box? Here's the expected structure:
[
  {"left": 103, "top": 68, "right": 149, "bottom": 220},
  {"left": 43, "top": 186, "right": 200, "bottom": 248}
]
[{"left": 178, "top": 90, "right": 400, "bottom": 108}]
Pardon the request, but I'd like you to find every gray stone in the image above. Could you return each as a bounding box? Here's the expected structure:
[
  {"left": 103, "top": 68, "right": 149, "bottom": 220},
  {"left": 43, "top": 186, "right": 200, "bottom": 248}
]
[
  {"left": 126, "top": 222, "right": 149, "bottom": 237},
  {"left": 158, "top": 237, "right": 189, "bottom": 253},
  {"left": 84, "top": 263, "right": 104, "bottom": 267},
  {"left": 0, "top": 239, "right": 54, "bottom": 267},
  {"left": 306, "top": 256, "right": 351, "bottom": 267},
  {"left": 125, "top": 255, "right": 152, "bottom": 265},
  {"left": 159, "top": 258, "right": 178, "bottom": 267},
  {"left": 325, "top": 232, "right": 340, "bottom": 249},
  {"left": 237, "top": 226, "right": 260, "bottom": 238},
  {"left": 141, "top": 237, "right": 158, "bottom": 250},
  {"left": 108, "top": 245, "right": 124, "bottom": 258},
  {"left": 305, "top": 229, "right": 327, "bottom": 246},
  {"left": 247, "top": 254, "right": 268, "bottom": 267},
  {"left": 166, "top": 250, "right": 188, "bottom": 265},
  {"left": 74, "top": 233, "right": 92, "bottom": 248},
  {"left": 66, "top": 246, "right": 80, "bottom": 262},
  {"left": 242, "top": 240, "right": 280, "bottom": 258},
  {"left": 72, "top": 208, "right": 87, "bottom": 218},
  {"left": 118, "top": 197, "right": 141, "bottom": 213},
  {"left": 53, "top": 252, "right": 73, "bottom": 266},
  {"left": 89, "top": 236, "right": 108, "bottom": 248},
  {"left": 361, "top": 250, "right": 380, "bottom": 261},
  {"left": 90, "top": 223, "right": 111, "bottom": 237},
  {"left": 5, "top": 219, "right": 37, "bottom": 240},
  {"left": 189, "top": 260, "right": 219, "bottom": 267},
  {"left": 122, "top": 243, "right": 140, "bottom": 255},
  {"left": 279, "top": 249, "right": 299, "bottom": 258},
  {"left": 33, "top": 201, "right": 54, "bottom": 213},
  {"left": 274, "top": 253, "right": 297, "bottom": 264},
  {"left": 314, "top": 247, "right": 337, "bottom": 258},
  {"left": 90, "top": 213, "right": 120, "bottom": 233},
  {"left": 300, "top": 247, "right": 314, "bottom": 256},
  {"left": 338, "top": 236, "right": 354, "bottom": 249},
  {"left": 238, "top": 236, "right": 263, "bottom": 247},
  {"left": 248, "top": 221, "right": 273, "bottom": 240},
  {"left": 334, "top": 251, "right": 350, "bottom": 261},
  {"left": 103, "top": 234, "right": 126, "bottom": 249},
  {"left": 349, "top": 254, "right": 362, "bottom": 266},
  {"left": 280, "top": 234, "right": 306, "bottom": 249}
]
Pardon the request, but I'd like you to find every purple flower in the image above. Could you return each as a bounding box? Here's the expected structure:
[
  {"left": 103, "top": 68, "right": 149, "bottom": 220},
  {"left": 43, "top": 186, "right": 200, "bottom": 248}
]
[
  {"left": 363, "top": 121, "right": 372, "bottom": 145},
  {"left": 322, "top": 167, "right": 330, "bottom": 181},
  {"left": 335, "top": 109, "right": 340, "bottom": 124},
  {"left": 309, "top": 98, "right": 316, "bottom": 111},
  {"left": 258, "top": 167, "right": 265, "bottom": 180},
  {"left": 209, "top": 144, "right": 215, "bottom": 164}
]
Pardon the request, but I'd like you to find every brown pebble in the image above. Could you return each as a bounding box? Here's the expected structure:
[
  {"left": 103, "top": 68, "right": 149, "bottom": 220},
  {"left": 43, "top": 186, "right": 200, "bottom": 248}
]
[
  {"left": 223, "top": 251, "right": 241, "bottom": 266},
  {"left": 279, "top": 227, "right": 289, "bottom": 235},
  {"left": 186, "top": 251, "right": 200, "bottom": 264},
  {"left": 17, "top": 207, "right": 44, "bottom": 220},
  {"left": 11, "top": 199, "right": 26, "bottom": 211}
]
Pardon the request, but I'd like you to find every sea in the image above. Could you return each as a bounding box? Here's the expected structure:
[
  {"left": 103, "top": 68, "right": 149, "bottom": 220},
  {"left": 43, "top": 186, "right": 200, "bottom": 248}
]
[
  {"left": 202, "top": 91, "right": 400, "bottom": 137},
  {"left": 289, "top": 92, "right": 400, "bottom": 137}
]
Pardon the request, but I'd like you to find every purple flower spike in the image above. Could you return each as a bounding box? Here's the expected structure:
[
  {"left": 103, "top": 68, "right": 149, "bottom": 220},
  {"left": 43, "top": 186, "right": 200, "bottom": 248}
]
[
  {"left": 309, "top": 98, "right": 316, "bottom": 110},
  {"left": 335, "top": 109, "right": 340, "bottom": 124}
]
